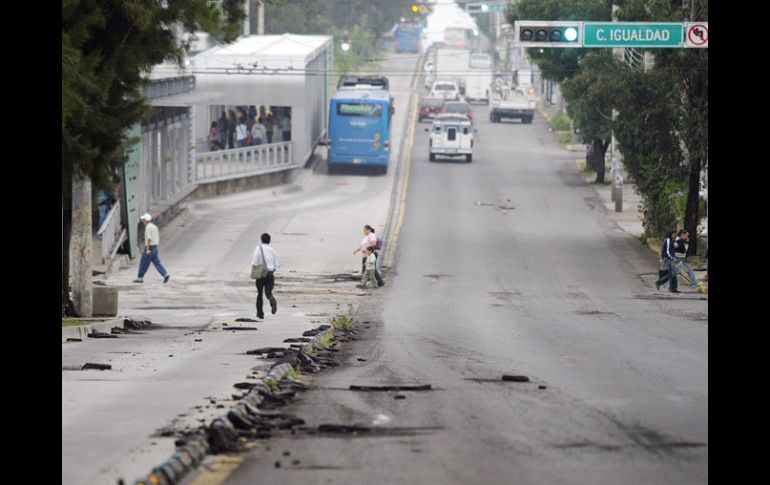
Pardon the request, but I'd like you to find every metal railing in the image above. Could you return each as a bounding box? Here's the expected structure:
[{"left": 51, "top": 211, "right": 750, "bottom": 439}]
[
  {"left": 97, "top": 201, "right": 125, "bottom": 263},
  {"left": 194, "top": 141, "right": 296, "bottom": 183}
]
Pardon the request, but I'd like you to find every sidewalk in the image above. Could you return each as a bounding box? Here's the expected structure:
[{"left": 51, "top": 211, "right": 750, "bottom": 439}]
[{"left": 536, "top": 100, "right": 707, "bottom": 293}]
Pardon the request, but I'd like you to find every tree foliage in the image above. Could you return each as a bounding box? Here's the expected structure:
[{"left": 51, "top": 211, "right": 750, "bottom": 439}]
[
  {"left": 62, "top": 0, "right": 246, "bottom": 315},
  {"left": 507, "top": 0, "right": 708, "bottom": 243}
]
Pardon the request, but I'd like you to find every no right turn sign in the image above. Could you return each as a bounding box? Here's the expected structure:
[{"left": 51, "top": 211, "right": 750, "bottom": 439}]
[{"left": 685, "top": 22, "right": 708, "bottom": 48}]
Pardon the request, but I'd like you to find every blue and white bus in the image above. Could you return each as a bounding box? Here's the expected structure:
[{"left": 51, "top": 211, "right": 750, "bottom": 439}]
[
  {"left": 395, "top": 22, "right": 421, "bottom": 53},
  {"left": 327, "top": 84, "right": 393, "bottom": 174}
]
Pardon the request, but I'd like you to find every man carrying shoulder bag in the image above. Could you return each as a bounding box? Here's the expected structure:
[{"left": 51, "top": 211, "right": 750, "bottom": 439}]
[{"left": 251, "top": 233, "right": 278, "bottom": 319}]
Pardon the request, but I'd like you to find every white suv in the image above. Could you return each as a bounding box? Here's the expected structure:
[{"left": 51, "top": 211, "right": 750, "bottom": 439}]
[
  {"left": 426, "top": 114, "right": 475, "bottom": 163},
  {"left": 430, "top": 81, "right": 460, "bottom": 101}
]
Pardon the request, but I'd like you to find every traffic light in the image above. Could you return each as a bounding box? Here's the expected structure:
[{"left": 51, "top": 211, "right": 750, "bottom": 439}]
[
  {"left": 515, "top": 21, "right": 582, "bottom": 48},
  {"left": 411, "top": 4, "right": 419, "bottom": 13}
]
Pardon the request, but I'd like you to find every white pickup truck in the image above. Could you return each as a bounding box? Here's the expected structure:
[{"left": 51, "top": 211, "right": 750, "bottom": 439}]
[{"left": 490, "top": 87, "right": 535, "bottom": 124}]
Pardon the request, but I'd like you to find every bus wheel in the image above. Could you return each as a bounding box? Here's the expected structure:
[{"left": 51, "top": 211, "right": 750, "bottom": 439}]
[
  {"left": 466, "top": 154, "right": 472, "bottom": 163},
  {"left": 429, "top": 153, "right": 435, "bottom": 162}
]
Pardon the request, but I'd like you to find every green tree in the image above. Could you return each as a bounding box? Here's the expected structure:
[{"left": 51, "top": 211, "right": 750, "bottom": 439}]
[
  {"left": 62, "top": 0, "right": 246, "bottom": 315},
  {"left": 616, "top": 0, "right": 708, "bottom": 251},
  {"left": 560, "top": 51, "right": 617, "bottom": 183},
  {"left": 508, "top": 0, "right": 613, "bottom": 183}
]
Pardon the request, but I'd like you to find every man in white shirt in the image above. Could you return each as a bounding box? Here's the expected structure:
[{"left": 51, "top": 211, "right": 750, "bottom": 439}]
[
  {"left": 134, "top": 213, "right": 170, "bottom": 284},
  {"left": 251, "top": 233, "right": 279, "bottom": 319}
]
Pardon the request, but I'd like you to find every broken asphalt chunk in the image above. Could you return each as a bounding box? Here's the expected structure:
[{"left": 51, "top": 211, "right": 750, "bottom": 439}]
[
  {"left": 349, "top": 384, "right": 431, "bottom": 392},
  {"left": 318, "top": 424, "right": 371, "bottom": 434},
  {"left": 283, "top": 337, "right": 312, "bottom": 343},
  {"left": 88, "top": 332, "right": 117, "bottom": 339},
  {"left": 502, "top": 375, "right": 530, "bottom": 382},
  {"left": 234, "top": 382, "right": 257, "bottom": 390}
]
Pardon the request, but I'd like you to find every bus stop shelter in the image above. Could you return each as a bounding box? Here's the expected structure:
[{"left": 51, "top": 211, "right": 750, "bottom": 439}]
[{"left": 190, "top": 34, "right": 333, "bottom": 166}]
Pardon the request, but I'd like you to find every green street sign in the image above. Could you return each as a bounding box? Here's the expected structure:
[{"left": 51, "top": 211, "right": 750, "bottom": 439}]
[{"left": 583, "top": 22, "right": 683, "bottom": 48}]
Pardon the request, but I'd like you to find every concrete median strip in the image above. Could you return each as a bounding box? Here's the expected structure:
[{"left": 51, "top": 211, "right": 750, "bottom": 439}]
[{"left": 131, "top": 315, "right": 350, "bottom": 485}]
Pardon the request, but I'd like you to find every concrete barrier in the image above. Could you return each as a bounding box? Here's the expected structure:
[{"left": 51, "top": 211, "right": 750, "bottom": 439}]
[{"left": 92, "top": 286, "right": 118, "bottom": 316}]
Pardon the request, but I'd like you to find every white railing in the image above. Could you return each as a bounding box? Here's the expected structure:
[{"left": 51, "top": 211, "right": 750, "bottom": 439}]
[
  {"left": 194, "top": 141, "right": 295, "bottom": 183},
  {"left": 97, "top": 201, "right": 125, "bottom": 262}
]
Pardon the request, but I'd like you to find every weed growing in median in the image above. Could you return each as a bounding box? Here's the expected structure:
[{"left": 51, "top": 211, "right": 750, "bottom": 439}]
[
  {"left": 318, "top": 332, "right": 332, "bottom": 349},
  {"left": 287, "top": 367, "right": 302, "bottom": 379},
  {"left": 265, "top": 377, "right": 278, "bottom": 392},
  {"left": 330, "top": 305, "right": 354, "bottom": 329}
]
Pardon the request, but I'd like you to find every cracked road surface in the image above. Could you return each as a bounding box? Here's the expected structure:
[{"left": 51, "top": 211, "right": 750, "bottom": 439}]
[{"left": 222, "top": 89, "right": 707, "bottom": 485}]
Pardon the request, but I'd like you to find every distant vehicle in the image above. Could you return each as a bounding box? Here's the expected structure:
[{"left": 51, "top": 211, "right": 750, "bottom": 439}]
[
  {"left": 444, "top": 26, "right": 473, "bottom": 49},
  {"left": 431, "top": 81, "right": 460, "bottom": 101},
  {"left": 418, "top": 96, "right": 445, "bottom": 122},
  {"left": 426, "top": 114, "right": 475, "bottom": 163},
  {"left": 469, "top": 53, "right": 493, "bottom": 69},
  {"left": 327, "top": 81, "right": 393, "bottom": 174},
  {"left": 442, "top": 100, "right": 474, "bottom": 124},
  {"left": 395, "top": 22, "right": 421, "bottom": 53},
  {"left": 490, "top": 87, "right": 535, "bottom": 124},
  {"left": 464, "top": 68, "right": 492, "bottom": 105},
  {"left": 434, "top": 47, "right": 471, "bottom": 95},
  {"left": 337, "top": 75, "right": 390, "bottom": 91}
]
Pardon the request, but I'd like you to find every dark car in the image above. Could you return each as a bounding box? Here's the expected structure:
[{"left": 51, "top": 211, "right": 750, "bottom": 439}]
[
  {"left": 442, "top": 101, "right": 473, "bottom": 124},
  {"left": 419, "top": 96, "right": 445, "bottom": 122}
]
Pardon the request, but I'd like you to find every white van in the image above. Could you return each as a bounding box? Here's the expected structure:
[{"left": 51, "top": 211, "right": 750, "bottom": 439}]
[{"left": 426, "top": 114, "right": 475, "bottom": 163}]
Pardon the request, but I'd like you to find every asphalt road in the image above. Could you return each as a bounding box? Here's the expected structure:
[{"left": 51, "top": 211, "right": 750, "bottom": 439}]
[{"left": 222, "top": 84, "right": 708, "bottom": 484}]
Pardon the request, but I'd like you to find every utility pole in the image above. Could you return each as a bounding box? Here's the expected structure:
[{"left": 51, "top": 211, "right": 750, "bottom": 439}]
[
  {"left": 70, "top": 174, "right": 93, "bottom": 317},
  {"left": 243, "top": 0, "right": 250, "bottom": 36},
  {"left": 258, "top": 0, "right": 265, "bottom": 35}
]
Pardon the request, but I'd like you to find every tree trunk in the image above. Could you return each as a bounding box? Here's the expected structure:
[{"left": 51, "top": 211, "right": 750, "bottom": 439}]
[
  {"left": 684, "top": 155, "right": 700, "bottom": 256},
  {"left": 592, "top": 138, "right": 609, "bottom": 184},
  {"left": 62, "top": 180, "right": 76, "bottom": 316},
  {"left": 70, "top": 174, "right": 93, "bottom": 318}
]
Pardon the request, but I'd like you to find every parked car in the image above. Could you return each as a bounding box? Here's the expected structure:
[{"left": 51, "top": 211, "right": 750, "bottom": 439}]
[
  {"left": 442, "top": 100, "right": 473, "bottom": 124},
  {"left": 418, "top": 96, "right": 445, "bottom": 122},
  {"left": 430, "top": 81, "right": 460, "bottom": 101},
  {"left": 425, "top": 113, "right": 475, "bottom": 163}
]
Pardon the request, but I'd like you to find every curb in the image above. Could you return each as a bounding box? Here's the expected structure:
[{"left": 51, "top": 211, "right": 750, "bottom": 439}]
[
  {"left": 62, "top": 316, "right": 125, "bottom": 340},
  {"left": 131, "top": 317, "right": 344, "bottom": 485}
]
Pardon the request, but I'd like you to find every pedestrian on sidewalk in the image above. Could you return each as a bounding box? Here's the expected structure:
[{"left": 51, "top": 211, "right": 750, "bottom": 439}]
[
  {"left": 655, "top": 230, "right": 679, "bottom": 293},
  {"left": 675, "top": 229, "right": 699, "bottom": 288},
  {"left": 353, "top": 225, "right": 384, "bottom": 287},
  {"left": 251, "top": 233, "right": 278, "bottom": 319},
  {"left": 358, "top": 247, "right": 378, "bottom": 289},
  {"left": 134, "top": 213, "right": 170, "bottom": 284}
]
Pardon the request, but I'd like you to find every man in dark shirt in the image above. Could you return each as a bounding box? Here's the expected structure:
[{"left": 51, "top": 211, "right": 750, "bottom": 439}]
[{"left": 655, "top": 230, "right": 679, "bottom": 293}]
